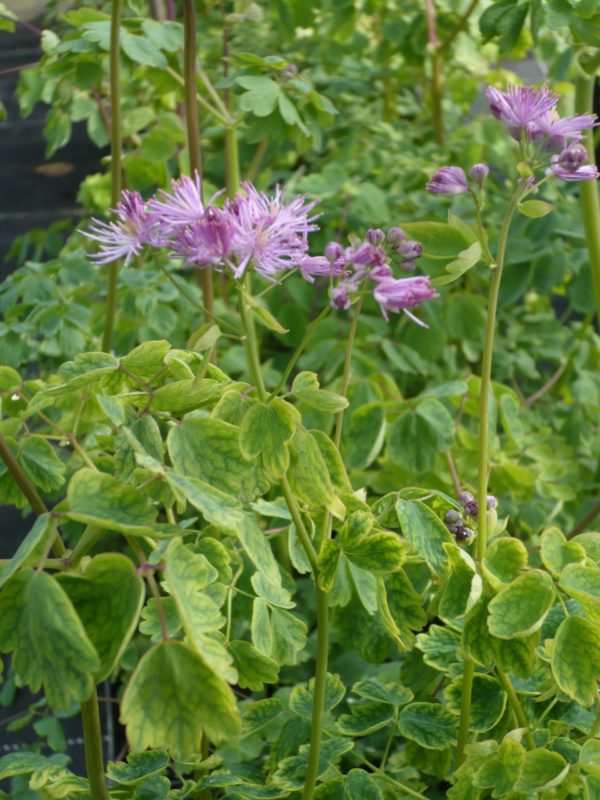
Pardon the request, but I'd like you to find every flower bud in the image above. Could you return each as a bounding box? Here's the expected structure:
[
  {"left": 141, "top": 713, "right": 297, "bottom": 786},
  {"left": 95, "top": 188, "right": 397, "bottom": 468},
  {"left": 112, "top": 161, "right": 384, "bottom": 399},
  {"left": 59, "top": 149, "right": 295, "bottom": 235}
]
[
  {"left": 427, "top": 166, "right": 469, "bottom": 196},
  {"left": 396, "top": 239, "right": 423, "bottom": 261},
  {"left": 470, "top": 163, "right": 489, "bottom": 186},
  {"left": 366, "top": 228, "right": 385, "bottom": 246},
  {"left": 557, "top": 143, "right": 588, "bottom": 171},
  {"left": 486, "top": 495, "right": 498, "bottom": 510},
  {"left": 325, "top": 241, "right": 344, "bottom": 262},
  {"left": 455, "top": 526, "right": 475, "bottom": 543},
  {"left": 445, "top": 509, "right": 462, "bottom": 526},
  {"left": 331, "top": 286, "right": 351, "bottom": 310},
  {"left": 387, "top": 226, "right": 406, "bottom": 246}
]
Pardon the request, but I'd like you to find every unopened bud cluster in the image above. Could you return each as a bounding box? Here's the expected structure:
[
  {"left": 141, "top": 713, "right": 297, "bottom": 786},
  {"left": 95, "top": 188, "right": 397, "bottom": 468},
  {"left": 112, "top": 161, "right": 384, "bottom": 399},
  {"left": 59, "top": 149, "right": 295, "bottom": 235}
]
[{"left": 444, "top": 493, "right": 498, "bottom": 543}]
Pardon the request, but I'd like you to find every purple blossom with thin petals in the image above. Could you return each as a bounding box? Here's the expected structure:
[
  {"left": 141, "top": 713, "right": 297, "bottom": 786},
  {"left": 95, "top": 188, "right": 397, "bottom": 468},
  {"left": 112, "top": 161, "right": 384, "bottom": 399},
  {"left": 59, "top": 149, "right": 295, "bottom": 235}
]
[
  {"left": 373, "top": 275, "right": 438, "bottom": 323},
  {"left": 148, "top": 172, "right": 207, "bottom": 230},
  {"left": 530, "top": 111, "right": 598, "bottom": 150},
  {"left": 83, "top": 190, "right": 156, "bottom": 265},
  {"left": 227, "top": 182, "right": 319, "bottom": 280},
  {"left": 486, "top": 84, "right": 558, "bottom": 136},
  {"left": 427, "top": 166, "right": 469, "bottom": 196},
  {"left": 170, "top": 206, "right": 235, "bottom": 269}
]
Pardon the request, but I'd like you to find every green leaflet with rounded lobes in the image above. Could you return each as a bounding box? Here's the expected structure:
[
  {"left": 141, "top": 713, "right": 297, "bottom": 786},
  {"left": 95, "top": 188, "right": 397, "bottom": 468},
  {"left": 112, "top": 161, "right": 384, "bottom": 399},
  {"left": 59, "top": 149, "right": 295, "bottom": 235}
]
[
  {"left": 289, "top": 673, "right": 346, "bottom": 718},
  {"left": 438, "top": 543, "right": 482, "bottom": 622},
  {"left": 121, "top": 641, "right": 240, "bottom": 756},
  {"left": 487, "top": 570, "right": 555, "bottom": 639},
  {"left": 242, "top": 698, "right": 284, "bottom": 736},
  {"left": 229, "top": 641, "right": 279, "bottom": 691},
  {"left": 0, "top": 570, "right": 99, "bottom": 709},
  {"left": 67, "top": 468, "right": 158, "bottom": 535},
  {"left": 57, "top": 553, "right": 144, "bottom": 682},
  {"left": 165, "top": 538, "right": 236, "bottom": 682},
  {"left": 396, "top": 498, "right": 453, "bottom": 575},
  {"left": 398, "top": 702, "right": 458, "bottom": 750},
  {"left": 239, "top": 398, "right": 299, "bottom": 481},
  {"left": 344, "top": 769, "right": 382, "bottom": 799},
  {"left": 344, "top": 532, "right": 407, "bottom": 573},
  {"left": 167, "top": 416, "right": 264, "bottom": 503},
  {"left": 444, "top": 674, "right": 507, "bottom": 732},
  {"left": 540, "top": 527, "right": 586, "bottom": 576},
  {"left": 514, "top": 749, "right": 569, "bottom": 792},
  {"left": 551, "top": 615, "right": 600, "bottom": 707},
  {"left": 484, "top": 536, "right": 528, "bottom": 585},
  {"left": 107, "top": 750, "right": 170, "bottom": 785},
  {"left": 288, "top": 427, "right": 345, "bottom": 519}
]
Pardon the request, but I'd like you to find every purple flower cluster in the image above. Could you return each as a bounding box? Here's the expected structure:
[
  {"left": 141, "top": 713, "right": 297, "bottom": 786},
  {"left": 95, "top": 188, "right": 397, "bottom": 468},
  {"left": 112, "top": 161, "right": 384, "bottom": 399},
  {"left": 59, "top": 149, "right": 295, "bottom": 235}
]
[
  {"left": 487, "top": 84, "right": 599, "bottom": 182},
  {"left": 305, "top": 227, "right": 437, "bottom": 325},
  {"left": 84, "top": 180, "right": 438, "bottom": 326},
  {"left": 84, "top": 175, "right": 318, "bottom": 281},
  {"left": 444, "top": 492, "right": 498, "bottom": 543},
  {"left": 426, "top": 85, "right": 598, "bottom": 194}
]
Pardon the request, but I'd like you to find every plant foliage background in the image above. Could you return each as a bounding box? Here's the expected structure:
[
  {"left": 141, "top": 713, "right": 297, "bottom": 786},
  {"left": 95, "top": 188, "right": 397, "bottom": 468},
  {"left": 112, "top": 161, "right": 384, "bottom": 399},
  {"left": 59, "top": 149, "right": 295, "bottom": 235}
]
[{"left": 0, "top": 0, "right": 600, "bottom": 799}]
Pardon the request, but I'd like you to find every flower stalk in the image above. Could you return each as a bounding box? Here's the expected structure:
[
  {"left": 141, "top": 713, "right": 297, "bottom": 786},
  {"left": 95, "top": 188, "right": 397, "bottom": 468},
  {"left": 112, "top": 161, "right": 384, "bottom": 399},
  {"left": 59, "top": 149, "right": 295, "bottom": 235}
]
[
  {"left": 575, "top": 74, "right": 600, "bottom": 323},
  {"left": 81, "top": 687, "right": 111, "bottom": 800},
  {"left": 101, "top": 0, "right": 123, "bottom": 353},
  {"left": 183, "top": 0, "right": 214, "bottom": 322}
]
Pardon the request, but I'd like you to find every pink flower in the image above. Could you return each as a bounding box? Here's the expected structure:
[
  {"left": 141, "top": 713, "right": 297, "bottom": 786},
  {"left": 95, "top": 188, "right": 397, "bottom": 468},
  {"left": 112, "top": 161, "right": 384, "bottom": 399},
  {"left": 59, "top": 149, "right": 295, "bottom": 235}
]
[
  {"left": 530, "top": 111, "right": 597, "bottom": 150},
  {"left": 373, "top": 276, "right": 438, "bottom": 324},
  {"left": 83, "top": 191, "right": 156, "bottom": 265},
  {"left": 148, "top": 172, "right": 207, "bottom": 230},
  {"left": 427, "top": 167, "right": 469, "bottom": 196},
  {"left": 486, "top": 85, "right": 558, "bottom": 136},
  {"left": 227, "top": 183, "right": 319, "bottom": 280}
]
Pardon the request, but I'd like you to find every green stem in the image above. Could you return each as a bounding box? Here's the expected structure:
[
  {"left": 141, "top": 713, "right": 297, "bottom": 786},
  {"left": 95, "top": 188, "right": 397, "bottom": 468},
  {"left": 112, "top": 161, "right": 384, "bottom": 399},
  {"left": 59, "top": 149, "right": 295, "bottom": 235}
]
[
  {"left": 65, "top": 526, "right": 104, "bottom": 569},
  {"left": 225, "top": 126, "right": 240, "bottom": 198},
  {"left": 183, "top": 0, "right": 214, "bottom": 323},
  {"left": 496, "top": 667, "right": 535, "bottom": 750},
  {"left": 268, "top": 305, "right": 331, "bottom": 401},
  {"left": 437, "top": 0, "right": 479, "bottom": 54},
  {"left": 81, "top": 687, "right": 110, "bottom": 800},
  {"left": 475, "top": 186, "right": 522, "bottom": 563},
  {"left": 101, "top": 0, "right": 123, "bottom": 353},
  {"left": 425, "top": 0, "right": 443, "bottom": 145},
  {"left": 575, "top": 75, "right": 600, "bottom": 323},
  {"left": 457, "top": 184, "right": 522, "bottom": 765},
  {"left": 0, "top": 434, "right": 65, "bottom": 557},
  {"left": 239, "top": 285, "right": 328, "bottom": 800},
  {"left": 334, "top": 297, "right": 363, "bottom": 448}
]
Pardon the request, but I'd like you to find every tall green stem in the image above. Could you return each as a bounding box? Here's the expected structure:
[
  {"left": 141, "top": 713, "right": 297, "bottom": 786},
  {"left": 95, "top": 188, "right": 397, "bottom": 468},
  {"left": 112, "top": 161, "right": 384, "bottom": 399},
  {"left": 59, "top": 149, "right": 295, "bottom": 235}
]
[
  {"left": 101, "top": 0, "right": 123, "bottom": 353},
  {"left": 575, "top": 74, "right": 600, "bottom": 322},
  {"left": 183, "top": 0, "right": 214, "bottom": 322},
  {"left": 496, "top": 667, "right": 535, "bottom": 750},
  {"left": 425, "top": 0, "right": 443, "bottom": 145},
  {"left": 238, "top": 285, "right": 328, "bottom": 800},
  {"left": 81, "top": 687, "right": 110, "bottom": 800},
  {"left": 225, "top": 127, "right": 241, "bottom": 198},
  {"left": 456, "top": 185, "right": 522, "bottom": 765},
  {"left": 334, "top": 297, "right": 363, "bottom": 447}
]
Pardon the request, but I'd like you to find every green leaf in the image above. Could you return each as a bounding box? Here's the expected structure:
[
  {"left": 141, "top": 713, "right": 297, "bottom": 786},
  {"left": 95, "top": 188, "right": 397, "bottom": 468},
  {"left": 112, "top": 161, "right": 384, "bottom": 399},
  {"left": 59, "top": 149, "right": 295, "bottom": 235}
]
[
  {"left": 0, "top": 571, "right": 99, "bottom": 709},
  {"left": 463, "top": 597, "right": 495, "bottom": 667},
  {"left": 107, "top": 751, "right": 170, "bottom": 785},
  {"left": 270, "top": 608, "right": 308, "bottom": 666},
  {"left": 344, "top": 532, "right": 407, "bottom": 573},
  {"left": 121, "top": 641, "right": 240, "bottom": 755},
  {"left": 398, "top": 702, "right": 458, "bottom": 749},
  {"left": 484, "top": 537, "right": 528, "bottom": 584},
  {"left": 164, "top": 538, "right": 235, "bottom": 681},
  {"left": 0, "top": 365, "right": 21, "bottom": 391},
  {"left": 242, "top": 698, "right": 284, "bottom": 736},
  {"left": 288, "top": 427, "right": 345, "bottom": 518},
  {"left": 431, "top": 242, "right": 482, "bottom": 287},
  {"left": 337, "top": 702, "right": 394, "bottom": 736},
  {"left": 494, "top": 634, "right": 539, "bottom": 678},
  {"left": 292, "top": 372, "right": 349, "bottom": 413},
  {"left": 239, "top": 399, "right": 299, "bottom": 481},
  {"left": 229, "top": 641, "right": 279, "bottom": 691},
  {"left": 580, "top": 740, "right": 600, "bottom": 777},
  {"left": 445, "top": 674, "right": 507, "bottom": 732},
  {"left": 438, "top": 544, "right": 481, "bottom": 622},
  {"left": 518, "top": 200, "right": 554, "bottom": 219},
  {"left": 352, "top": 678, "right": 413, "bottom": 706},
  {"left": 0, "top": 514, "right": 54, "bottom": 590},
  {"left": 133, "top": 775, "right": 170, "bottom": 800},
  {"left": 169, "top": 416, "right": 262, "bottom": 503},
  {"left": 122, "top": 31, "right": 167, "bottom": 67},
  {"left": 416, "top": 625, "right": 462, "bottom": 673},
  {"left": 58, "top": 554, "right": 144, "bottom": 681},
  {"left": 396, "top": 499, "right": 453, "bottom": 575},
  {"left": 121, "top": 340, "right": 170, "bottom": 379},
  {"left": 317, "top": 539, "right": 341, "bottom": 592},
  {"left": 341, "top": 403, "right": 386, "bottom": 469},
  {"left": 67, "top": 468, "right": 158, "bottom": 535},
  {"left": 251, "top": 597, "right": 272, "bottom": 655},
  {"left": 551, "top": 615, "right": 600, "bottom": 707},
  {"left": 540, "top": 527, "right": 586, "bottom": 576},
  {"left": 487, "top": 570, "right": 555, "bottom": 638},
  {"left": 513, "top": 749, "right": 569, "bottom": 792},
  {"left": 344, "top": 769, "right": 382, "bottom": 800},
  {"left": 0, "top": 752, "right": 52, "bottom": 781},
  {"left": 273, "top": 739, "right": 353, "bottom": 790},
  {"left": 401, "top": 222, "right": 470, "bottom": 260},
  {"left": 559, "top": 563, "right": 600, "bottom": 624},
  {"left": 21, "top": 437, "right": 65, "bottom": 493},
  {"left": 238, "top": 75, "right": 280, "bottom": 117},
  {"left": 244, "top": 292, "right": 289, "bottom": 333},
  {"left": 289, "top": 673, "right": 346, "bottom": 718}
]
